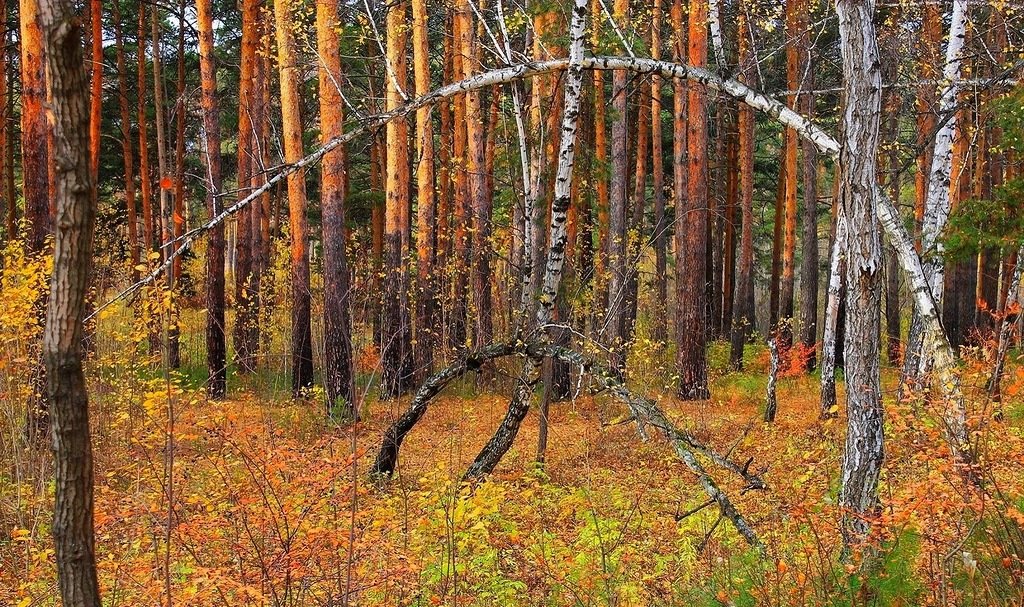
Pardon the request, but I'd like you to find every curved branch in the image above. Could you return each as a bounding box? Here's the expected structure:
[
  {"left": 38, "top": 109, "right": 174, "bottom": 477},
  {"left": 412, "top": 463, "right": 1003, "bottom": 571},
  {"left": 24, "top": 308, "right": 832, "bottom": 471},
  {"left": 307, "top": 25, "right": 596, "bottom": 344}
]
[{"left": 370, "top": 342, "right": 522, "bottom": 477}]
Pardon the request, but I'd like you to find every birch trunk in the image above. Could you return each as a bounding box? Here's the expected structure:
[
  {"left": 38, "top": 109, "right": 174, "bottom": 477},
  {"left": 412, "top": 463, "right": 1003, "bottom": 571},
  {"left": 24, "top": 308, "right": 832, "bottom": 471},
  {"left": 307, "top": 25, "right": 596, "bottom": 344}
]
[
  {"left": 836, "top": 0, "right": 884, "bottom": 548},
  {"left": 464, "top": 0, "right": 588, "bottom": 480},
  {"left": 903, "top": 0, "right": 968, "bottom": 385}
]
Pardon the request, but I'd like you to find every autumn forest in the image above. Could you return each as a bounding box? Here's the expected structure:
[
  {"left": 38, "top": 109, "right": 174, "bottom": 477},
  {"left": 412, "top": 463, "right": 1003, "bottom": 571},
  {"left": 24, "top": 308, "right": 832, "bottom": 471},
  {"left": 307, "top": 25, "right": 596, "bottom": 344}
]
[{"left": 2, "top": 0, "right": 1024, "bottom": 605}]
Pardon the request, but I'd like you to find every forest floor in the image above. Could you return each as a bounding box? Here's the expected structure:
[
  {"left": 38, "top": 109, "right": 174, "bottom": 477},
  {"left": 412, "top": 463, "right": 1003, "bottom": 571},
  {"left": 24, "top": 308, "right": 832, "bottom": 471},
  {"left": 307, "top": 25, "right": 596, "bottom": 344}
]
[{"left": 3, "top": 303, "right": 1024, "bottom": 606}]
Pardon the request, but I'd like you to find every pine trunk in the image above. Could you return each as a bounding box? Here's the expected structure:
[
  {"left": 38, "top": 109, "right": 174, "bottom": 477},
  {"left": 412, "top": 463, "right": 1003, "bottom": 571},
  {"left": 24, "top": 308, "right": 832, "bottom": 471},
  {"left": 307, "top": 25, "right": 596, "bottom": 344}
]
[
  {"left": 605, "top": 0, "right": 630, "bottom": 373},
  {"left": 413, "top": 0, "right": 436, "bottom": 382},
  {"left": 317, "top": 0, "right": 356, "bottom": 418},
  {"left": 39, "top": 0, "right": 103, "bottom": 601},
  {"left": 730, "top": 3, "right": 756, "bottom": 370},
  {"left": 197, "top": 0, "right": 226, "bottom": 399},
  {"left": 381, "top": 0, "right": 414, "bottom": 398},
  {"left": 273, "top": 0, "right": 315, "bottom": 395},
  {"left": 677, "top": 0, "right": 710, "bottom": 400}
]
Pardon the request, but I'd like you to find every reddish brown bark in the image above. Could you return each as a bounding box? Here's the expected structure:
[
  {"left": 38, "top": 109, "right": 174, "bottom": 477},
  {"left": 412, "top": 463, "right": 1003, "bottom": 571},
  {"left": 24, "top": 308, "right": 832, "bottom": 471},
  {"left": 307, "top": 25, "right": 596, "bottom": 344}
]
[
  {"left": 197, "top": 0, "right": 226, "bottom": 398},
  {"left": 317, "top": 0, "right": 356, "bottom": 417},
  {"left": 20, "top": 0, "right": 51, "bottom": 252},
  {"left": 273, "top": 0, "right": 314, "bottom": 395}
]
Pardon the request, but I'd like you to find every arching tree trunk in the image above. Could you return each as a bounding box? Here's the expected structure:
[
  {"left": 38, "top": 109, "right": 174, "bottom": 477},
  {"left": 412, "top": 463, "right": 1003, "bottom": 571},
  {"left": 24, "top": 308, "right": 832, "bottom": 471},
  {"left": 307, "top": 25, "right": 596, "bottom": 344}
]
[
  {"left": 273, "top": 0, "right": 315, "bottom": 395},
  {"left": 317, "top": 0, "right": 356, "bottom": 418},
  {"left": 678, "top": 0, "right": 710, "bottom": 400},
  {"left": 836, "top": 0, "right": 884, "bottom": 549},
  {"left": 39, "top": 0, "right": 102, "bottom": 601},
  {"left": 197, "top": 0, "right": 226, "bottom": 399}
]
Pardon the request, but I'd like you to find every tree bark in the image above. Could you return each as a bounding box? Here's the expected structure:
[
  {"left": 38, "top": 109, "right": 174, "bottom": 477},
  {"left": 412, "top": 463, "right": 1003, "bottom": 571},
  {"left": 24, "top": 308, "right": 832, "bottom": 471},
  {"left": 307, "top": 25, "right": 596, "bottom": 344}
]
[
  {"left": 903, "top": 0, "right": 968, "bottom": 387},
  {"left": 88, "top": 0, "right": 100, "bottom": 206},
  {"left": 730, "top": 2, "right": 756, "bottom": 371},
  {"left": 273, "top": 0, "right": 315, "bottom": 395},
  {"left": 678, "top": 0, "right": 710, "bottom": 400},
  {"left": 836, "top": 0, "right": 884, "bottom": 548},
  {"left": 651, "top": 0, "right": 668, "bottom": 343},
  {"left": 20, "top": 0, "right": 50, "bottom": 252},
  {"left": 112, "top": 2, "right": 139, "bottom": 280},
  {"left": 197, "top": 0, "right": 226, "bottom": 399},
  {"left": 604, "top": 0, "right": 630, "bottom": 374},
  {"left": 820, "top": 212, "right": 845, "bottom": 418},
  {"left": 137, "top": 5, "right": 154, "bottom": 259},
  {"left": 233, "top": 0, "right": 259, "bottom": 373},
  {"left": 39, "top": 0, "right": 102, "bottom": 602},
  {"left": 317, "top": 0, "right": 356, "bottom": 419},
  {"left": 381, "top": 0, "right": 414, "bottom": 398},
  {"left": 413, "top": 0, "right": 436, "bottom": 383}
]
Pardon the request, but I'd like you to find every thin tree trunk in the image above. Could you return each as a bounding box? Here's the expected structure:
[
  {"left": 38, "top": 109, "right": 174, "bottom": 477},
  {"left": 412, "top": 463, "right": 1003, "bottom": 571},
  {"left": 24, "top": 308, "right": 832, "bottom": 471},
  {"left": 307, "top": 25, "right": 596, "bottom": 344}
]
[
  {"left": 39, "top": 0, "right": 102, "bottom": 601},
  {"left": 0, "top": 0, "right": 10, "bottom": 242},
  {"left": 605, "top": 0, "right": 630, "bottom": 373},
  {"left": 913, "top": 3, "right": 940, "bottom": 246},
  {"left": 137, "top": 6, "right": 154, "bottom": 259},
  {"left": 651, "top": 0, "right": 668, "bottom": 343},
  {"left": 21, "top": 0, "right": 52, "bottom": 439},
  {"left": 836, "top": 0, "right": 884, "bottom": 549},
  {"left": 88, "top": 0, "right": 101, "bottom": 205},
  {"left": 2, "top": 17, "right": 13, "bottom": 241},
  {"left": 797, "top": 28, "right": 819, "bottom": 372},
  {"left": 317, "top": 0, "right": 356, "bottom": 418},
  {"left": 234, "top": 0, "right": 259, "bottom": 373},
  {"left": 381, "top": 0, "right": 414, "bottom": 398},
  {"left": 592, "top": 0, "right": 609, "bottom": 321},
  {"left": 20, "top": 0, "right": 50, "bottom": 252},
  {"left": 273, "top": 0, "right": 315, "bottom": 395},
  {"left": 671, "top": 0, "right": 687, "bottom": 345},
  {"left": 902, "top": 0, "right": 968, "bottom": 388},
  {"left": 450, "top": 10, "right": 470, "bottom": 347},
  {"left": 678, "top": 0, "right": 710, "bottom": 400},
  {"left": 769, "top": 159, "right": 785, "bottom": 329},
  {"left": 197, "top": 0, "right": 226, "bottom": 399},
  {"left": 112, "top": 5, "right": 139, "bottom": 280},
  {"left": 458, "top": 0, "right": 491, "bottom": 350},
  {"left": 730, "top": 2, "right": 756, "bottom": 370},
  {"left": 413, "top": 0, "right": 436, "bottom": 383},
  {"left": 465, "top": 0, "right": 588, "bottom": 479},
  {"left": 820, "top": 212, "right": 845, "bottom": 418}
]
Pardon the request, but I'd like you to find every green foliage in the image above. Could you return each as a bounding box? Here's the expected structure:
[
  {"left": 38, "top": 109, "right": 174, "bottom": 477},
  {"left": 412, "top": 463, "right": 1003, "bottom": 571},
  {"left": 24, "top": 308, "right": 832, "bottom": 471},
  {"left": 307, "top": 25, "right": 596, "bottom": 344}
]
[{"left": 944, "top": 86, "right": 1024, "bottom": 260}]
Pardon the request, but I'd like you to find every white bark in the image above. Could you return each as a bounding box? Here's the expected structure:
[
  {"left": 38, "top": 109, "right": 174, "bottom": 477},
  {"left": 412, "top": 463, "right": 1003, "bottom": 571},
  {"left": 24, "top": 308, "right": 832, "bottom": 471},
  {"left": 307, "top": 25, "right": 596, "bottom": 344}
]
[
  {"left": 820, "top": 212, "right": 846, "bottom": 417},
  {"left": 906, "top": 0, "right": 969, "bottom": 378}
]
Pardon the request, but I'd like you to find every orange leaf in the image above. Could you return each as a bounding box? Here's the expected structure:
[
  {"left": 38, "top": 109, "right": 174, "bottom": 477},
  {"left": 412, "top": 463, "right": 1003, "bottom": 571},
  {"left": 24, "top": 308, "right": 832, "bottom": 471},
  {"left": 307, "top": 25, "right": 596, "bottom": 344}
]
[{"left": 160, "top": 176, "right": 173, "bottom": 190}]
